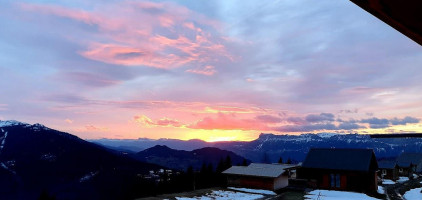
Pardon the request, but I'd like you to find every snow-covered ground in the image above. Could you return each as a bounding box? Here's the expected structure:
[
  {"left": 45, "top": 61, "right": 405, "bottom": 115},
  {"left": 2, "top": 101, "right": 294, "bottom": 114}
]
[
  {"left": 175, "top": 190, "right": 264, "bottom": 200},
  {"left": 403, "top": 187, "right": 422, "bottom": 200},
  {"left": 377, "top": 186, "right": 385, "bottom": 194},
  {"left": 227, "top": 187, "right": 276, "bottom": 195},
  {"left": 304, "top": 190, "right": 381, "bottom": 200},
  {"left": 0, "top": 131, "right": 8, "bottom": 152},
  {"left": 397, "top": 177, "right": 409, "bottom": 183},
  {"left": 382, "top": 179, "right": 396, "bottom": 185},
  {"left": 79, "top": 171, "right": 99, "bottom": 182}
]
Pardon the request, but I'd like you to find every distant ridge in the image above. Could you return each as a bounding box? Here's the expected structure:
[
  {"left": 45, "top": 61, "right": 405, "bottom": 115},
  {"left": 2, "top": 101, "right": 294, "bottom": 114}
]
[
  {"left": 135, "top": 145, "right": 249, "bottom": 171},
  {"left": 94, "top": 132, "right": 422, "bottom": 163}
]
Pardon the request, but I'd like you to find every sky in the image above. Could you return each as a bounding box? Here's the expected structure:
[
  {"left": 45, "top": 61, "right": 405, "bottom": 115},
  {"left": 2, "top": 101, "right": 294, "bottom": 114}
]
[{"left": 1, "top": 0, "right": 422, "bottom": 142}]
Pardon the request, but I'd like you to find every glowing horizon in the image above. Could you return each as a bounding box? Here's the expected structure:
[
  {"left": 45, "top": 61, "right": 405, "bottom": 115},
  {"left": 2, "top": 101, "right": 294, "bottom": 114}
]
[{"left": 1, "top": 0, "right": 422, "bottom": 142}]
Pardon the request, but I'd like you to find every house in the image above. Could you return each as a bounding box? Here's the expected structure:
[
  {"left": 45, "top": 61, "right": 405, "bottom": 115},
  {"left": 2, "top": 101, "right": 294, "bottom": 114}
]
[
  {"left": 378, "top": 160, "right": 399, "bottom": 181},
  {"left": 222, "top": 163, "right": 297, "bottom": 191},
  {"left": 297, "top": 148, "right": 378, "bottom": 193},
  {"left": 396, "top": 152, "right": 422, "bottom": 176}
]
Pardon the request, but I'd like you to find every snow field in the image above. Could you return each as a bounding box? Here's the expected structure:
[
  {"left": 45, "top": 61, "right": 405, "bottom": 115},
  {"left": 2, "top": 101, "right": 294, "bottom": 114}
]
[
  {"left": 175, "top": 190, "right": 264, "bottom": 200},
  {"left": 304, "top": 190, "right": 381, "bottom": 200}
]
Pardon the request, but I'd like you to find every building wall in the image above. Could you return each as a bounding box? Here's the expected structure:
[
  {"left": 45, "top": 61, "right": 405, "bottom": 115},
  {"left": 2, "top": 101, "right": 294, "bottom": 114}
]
[
  {"left": 227, "top": 175, "right": 274, "bottom": 191},
  {"left": 297, "top": 168, "right": 377, "bottom": 193},
  {"left": 227, "top": 175, "right": 289, "bottom": 191},
  {"left": 416, "top": 162, "right": 422, "bottom": 173},
  {"left": 398, "top": 167, "right": 412, "bottom": 177},
  {"left": 273, "top": 175, "right": 289, "bottom": 190},
  {"left": 378, "top": 168, "right": 398, "bottom": 180}
]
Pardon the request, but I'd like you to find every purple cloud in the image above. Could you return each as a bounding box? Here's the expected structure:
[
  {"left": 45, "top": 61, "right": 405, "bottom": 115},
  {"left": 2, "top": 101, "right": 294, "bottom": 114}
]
[{"left": 305, "top": 113, "right": 335, "bottom": 123}]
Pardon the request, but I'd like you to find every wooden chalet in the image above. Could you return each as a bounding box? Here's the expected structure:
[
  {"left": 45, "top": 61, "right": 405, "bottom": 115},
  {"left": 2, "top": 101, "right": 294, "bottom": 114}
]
[
  {"left": 378, "top": 160, "right": 399, "bottom": 181},
  {"left": 222, "top": 163, "right": 296, "bottom": 191},
  {"left": 297, "top": 148, "right": 378, "bottom": 193},
  {"left": 396, "top": 152, "right": 422, "bottom": 177}
]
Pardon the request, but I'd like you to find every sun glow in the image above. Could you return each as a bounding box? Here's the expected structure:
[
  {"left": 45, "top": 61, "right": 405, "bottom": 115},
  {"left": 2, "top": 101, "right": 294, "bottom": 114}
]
[{"left": 181, "top": 129, "right": 257, "bottom": 142}]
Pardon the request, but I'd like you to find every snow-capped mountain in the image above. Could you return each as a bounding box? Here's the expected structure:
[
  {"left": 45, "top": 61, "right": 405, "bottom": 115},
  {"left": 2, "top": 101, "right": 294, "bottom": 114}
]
[
  {"left": 0, "top": 120, "right": 29, "bottom": 127},
  {"left": 94, "top": 132, "right": 422, "bottom": 163},
  {"left": 214, "top": 133, "right": 422, "bottom": 163},
  {"left": 0, "top": 120, "right": 162, "bottom": 200}
]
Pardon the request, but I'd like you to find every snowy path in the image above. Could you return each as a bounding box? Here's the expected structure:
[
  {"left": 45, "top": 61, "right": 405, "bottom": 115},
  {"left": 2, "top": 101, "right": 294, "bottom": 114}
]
[
  {"left": 383, "top": 177, "right": 422, "bottom": 200},
  {"left": 304, "top": 190, "right": 381, "bottom": 200}
]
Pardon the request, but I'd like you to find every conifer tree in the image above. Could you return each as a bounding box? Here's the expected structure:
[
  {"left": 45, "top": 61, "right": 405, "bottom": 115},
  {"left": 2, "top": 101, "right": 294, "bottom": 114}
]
[{"left": 278, "top": 157, "right": 283, "bottom": 164}]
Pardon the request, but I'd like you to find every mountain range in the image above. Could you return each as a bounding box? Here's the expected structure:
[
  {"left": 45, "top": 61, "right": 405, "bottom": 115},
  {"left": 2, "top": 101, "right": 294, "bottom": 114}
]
[
  {"left": 3, "top": 119, "right": 422, "bottom": 199},
  {"left": 93, "top": 133, "right": 422, "bottom": 163},
  {"left": 0, "top": 120, "right": 252, "bottom": 199}
]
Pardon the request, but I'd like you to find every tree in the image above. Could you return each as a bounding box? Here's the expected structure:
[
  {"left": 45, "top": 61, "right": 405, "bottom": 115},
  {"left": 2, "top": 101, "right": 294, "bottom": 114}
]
[
  {"left": 186, "top": 165, "right": 195, "bottom": 190},
  {"left": 278, "top": 157, "right": 283, "bottom": 164},
  {"left": 262, "top": 152, "right": 270, "bottom": 164},
  {"left": 286, "top": 158, "right": 292, "bottom": 164},
  {"left": 216, "top": 158, "right": 225, "bottom": 173},
  {"left": 242, "top": 158, "right": 248, "bottom": 166},
  {"left": 200, "top": 163, "right": 207, "bottom": 175},
  {"left": 38, "top": 190, "right": 56, "bottom": 200},
  {"left": 224, "top": 155, "right": 232, "bottom": 169},
  {"left": 207, "top": 163, "right": 214, "bottom": 174}
]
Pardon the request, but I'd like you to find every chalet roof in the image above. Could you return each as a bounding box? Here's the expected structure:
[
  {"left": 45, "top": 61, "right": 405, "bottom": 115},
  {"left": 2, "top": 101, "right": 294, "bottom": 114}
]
[
  {"left": 301, "top": 148, "right": 377, "bottom": 172},
  {"left": 378, "top": 160, "right": 397, "bottom": 169},
  {"left": 222, "top": 163, "right": 296, "bottom": 178},
  {"left": 397, "top": 153, "right": 422, "bottom": 168}
]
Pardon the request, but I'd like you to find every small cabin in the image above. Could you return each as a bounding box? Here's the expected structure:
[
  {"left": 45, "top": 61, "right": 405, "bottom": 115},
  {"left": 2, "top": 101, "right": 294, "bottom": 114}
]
[
  {"left": 223, "top": 163, "right": 296, "bottom": 191},
  {"left": 297, "top": 148, "right": 378, "bottom": 193},
  {"left": 397, "top": 152, "right": 422, "bottom": 176},
  {"left": 378, "top": 160, "right": 399, "bottom": 181}
]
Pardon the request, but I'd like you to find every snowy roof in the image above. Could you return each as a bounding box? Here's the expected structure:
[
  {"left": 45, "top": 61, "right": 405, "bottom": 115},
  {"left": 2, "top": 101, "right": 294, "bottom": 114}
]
[
  {"left": 302, "top": 148, "right": 378, "bottom": 172},
  {"left": 222, "top": 163, "right": 296, "bottom": 178},
  {"left": 378, "top": 160, "right": 397, "bottom": 169},
  {"left": 397, "top": 153, "right": 422, "bottom": 167}
]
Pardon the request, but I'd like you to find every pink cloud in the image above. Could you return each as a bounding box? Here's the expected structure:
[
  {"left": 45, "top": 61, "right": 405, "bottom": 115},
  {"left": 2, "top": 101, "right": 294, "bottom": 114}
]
[
  {"left": 56, "top": 72, "right": 121, "bottom": 87},
  {"left": 19, "top": 1, "right": 233, "bottom": 69},
  {"left": 0, "top": 104, "right": 8, "bottom": 111},
  {"left": 84, "top": 125, "right": 108, "bottom": 132},
  {"left": 186, "top": 65, "right": 217, "bottom": 76},
  {"left": 134, "top": 115, "right": 183, "bottom": 127},
  {"left": 188, "top": 113, "right": 269, "bottom": 131}
]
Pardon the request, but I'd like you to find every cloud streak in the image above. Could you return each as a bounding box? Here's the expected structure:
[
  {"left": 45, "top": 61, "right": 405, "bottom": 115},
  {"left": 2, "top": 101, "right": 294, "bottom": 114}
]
[{"left": 19, "top": 1, "right": 233, "bottom": 70}]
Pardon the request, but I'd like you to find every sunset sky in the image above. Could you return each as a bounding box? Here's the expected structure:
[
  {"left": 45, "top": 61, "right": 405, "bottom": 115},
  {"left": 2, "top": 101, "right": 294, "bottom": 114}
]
[{"left": 1, "top": 0, "right": 422, "bottom": 142}]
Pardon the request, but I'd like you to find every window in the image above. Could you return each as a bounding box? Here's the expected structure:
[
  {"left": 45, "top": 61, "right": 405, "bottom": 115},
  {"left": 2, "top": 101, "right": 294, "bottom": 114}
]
[
  {"left": 330, "top": 173, "right": 341, "bottom": 188},
  {"left": 335, "top": 174, "right": 341, "bottom": 188},
  {"left": 382, "top": 169, "right": 387, "bottom": 175}
]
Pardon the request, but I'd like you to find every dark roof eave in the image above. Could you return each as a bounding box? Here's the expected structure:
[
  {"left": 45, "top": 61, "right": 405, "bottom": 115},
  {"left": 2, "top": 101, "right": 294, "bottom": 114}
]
[
  {"left": 301, "top": 166, "right": 374, "bottom": 173},
  {"left": 223, "top": 173, "right": 283, "bottom": 179}
]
